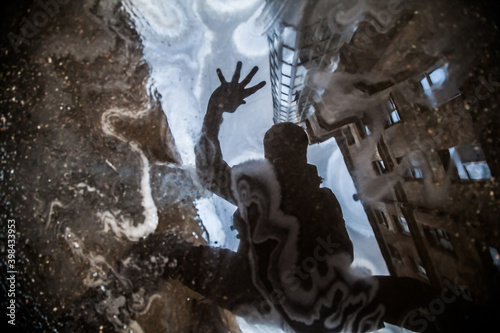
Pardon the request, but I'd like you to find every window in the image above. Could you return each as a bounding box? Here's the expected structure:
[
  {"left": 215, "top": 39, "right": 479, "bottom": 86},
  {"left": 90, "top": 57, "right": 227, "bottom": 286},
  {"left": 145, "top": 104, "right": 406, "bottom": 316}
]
[
  {"left": 281, "top": 63, "right": 292, "bottom": 77},
  {"left": 424, "top": 226, "right": 454, "bottom": 253},
  {"left": 374, "top": 209, "right": 389, "bottom": 228},
  {"left": 282, "top": 46, "right": 295, "bottom": 65},
  {"left": 372, "top": 160, "right": 387, "bottom": 175},
  {"left": 411, "top": 257, "right": 427, "bottom": 276},
  {"left": 388, "top": 244, "right": 403, "bottom": 264},
  {"left": 282, "top": 74, "right": 292, "bottom": 86},
  {"left": 387, "top": 97, "right": 401, "bottom": 125},
  {"left": 448, "top": 145, "right": 492, "bottom": 180},
  {"left": 282, "top": 27, "right": 297, "bottom": 49},
  {"left": 342, "top": 126, "right": 356, "bottom": 146},
  {"left": 489, "top": 247, "right": 500, "bottom": 271},
  {"left": 398, "top": 155, "right": 424, "bottom": 180},
  {"left": 403, "top": 165, "right": 424, "bottom": 180},
  {"left": 393, "top": 215, "right": 410, "bottom": 234},
  {"left": 419, "top": 64, "right": 460, "bottom": 105},
  {"left": 420, "top": 67, "right": 446, "bottom": 92},
  {"left": 411, "top": 167, "right": 424, "bottom": 179},
  {"left": 364, "top": 125, "right": 371, "bottom": 136}
]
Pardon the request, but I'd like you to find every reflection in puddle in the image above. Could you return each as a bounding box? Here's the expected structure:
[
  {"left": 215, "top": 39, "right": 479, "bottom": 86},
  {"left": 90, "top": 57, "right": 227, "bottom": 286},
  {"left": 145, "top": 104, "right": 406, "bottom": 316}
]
[{"left": 1, "top": 0, "right": 499, "bottom": 332}]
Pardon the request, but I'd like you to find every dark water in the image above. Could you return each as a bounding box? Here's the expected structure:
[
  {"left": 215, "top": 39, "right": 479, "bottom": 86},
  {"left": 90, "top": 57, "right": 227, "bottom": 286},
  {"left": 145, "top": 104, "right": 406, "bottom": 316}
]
[{"left": 1, "top": 0, "right": 499, "bottom": 332}]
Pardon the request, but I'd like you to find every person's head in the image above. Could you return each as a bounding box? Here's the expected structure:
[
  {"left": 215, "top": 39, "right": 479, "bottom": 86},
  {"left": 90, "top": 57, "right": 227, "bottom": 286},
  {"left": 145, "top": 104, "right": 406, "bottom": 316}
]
[{"left": 263, "top": 122, "right": 309, "bottom": 166}]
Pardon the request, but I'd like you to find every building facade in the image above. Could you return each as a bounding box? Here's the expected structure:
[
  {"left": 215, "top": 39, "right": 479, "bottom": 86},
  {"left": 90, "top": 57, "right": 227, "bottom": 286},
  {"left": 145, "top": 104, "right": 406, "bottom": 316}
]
[
  {"left": 262, "top": 0, "right": 500, "bottom": 305},
  {"left": 331, "top": 79, "right": 500, "bottom": 304},
  {"left": 262, "top": 0, "right": 364, "bottom": 123}
]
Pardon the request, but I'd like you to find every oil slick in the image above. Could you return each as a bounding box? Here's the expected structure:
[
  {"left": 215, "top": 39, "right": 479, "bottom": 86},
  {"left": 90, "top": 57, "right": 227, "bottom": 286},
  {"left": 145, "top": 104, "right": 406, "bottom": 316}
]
[{"left": 100, "top": 107, "right": 158, "bottom": 241}]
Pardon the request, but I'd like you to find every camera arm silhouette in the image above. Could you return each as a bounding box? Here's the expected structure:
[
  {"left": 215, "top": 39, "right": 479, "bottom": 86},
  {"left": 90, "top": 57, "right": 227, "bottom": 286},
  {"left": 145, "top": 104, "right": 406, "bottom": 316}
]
[{"left": 195, "top": 61, "right": 266, "bottom": 204}]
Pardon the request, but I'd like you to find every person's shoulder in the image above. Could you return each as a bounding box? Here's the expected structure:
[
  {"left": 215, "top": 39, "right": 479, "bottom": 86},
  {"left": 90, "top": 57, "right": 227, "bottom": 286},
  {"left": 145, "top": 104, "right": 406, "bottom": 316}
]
[
  {"left": 231, "top": 158, "right": 282, "bottom": 211},
  {"left": 304, "top": 164, "right": 323, "bottom": 188},
  {"left": 232, "top": 158, "right": 272, "bottom": 174},
  {"left": 317, "top": 186, "right": 343, "bottom": 213},
  {"left": 318, "top": 186, "right": 336, "bottom": 200},
  {"left": 231, "top": 159, "right": 277, "bottom": 189}
]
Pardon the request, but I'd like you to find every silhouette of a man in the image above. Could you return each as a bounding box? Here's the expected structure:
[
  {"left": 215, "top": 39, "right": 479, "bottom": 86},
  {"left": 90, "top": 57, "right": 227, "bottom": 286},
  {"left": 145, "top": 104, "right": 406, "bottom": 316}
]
[
  {"left": 123, "top": 62, "right": 488, "bottom": 333},
  {"left": 193, "top": 61, "right": 370, "bottom": 331},
  {"left": 195, "top": 61, "right": 354, "bottom": 272}
]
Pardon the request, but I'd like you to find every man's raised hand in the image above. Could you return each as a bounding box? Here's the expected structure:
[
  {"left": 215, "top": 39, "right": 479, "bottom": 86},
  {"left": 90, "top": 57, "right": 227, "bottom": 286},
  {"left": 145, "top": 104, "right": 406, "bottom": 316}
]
[{"left": 209, "top": 61, "right": 266, "bottom": 114}]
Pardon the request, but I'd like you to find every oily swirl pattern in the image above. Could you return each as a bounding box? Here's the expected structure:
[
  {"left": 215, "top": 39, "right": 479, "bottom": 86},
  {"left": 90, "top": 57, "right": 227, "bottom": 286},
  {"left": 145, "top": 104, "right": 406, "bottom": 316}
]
[{"left": 231, "top": 159, "right": 385, "bottom": 332}]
